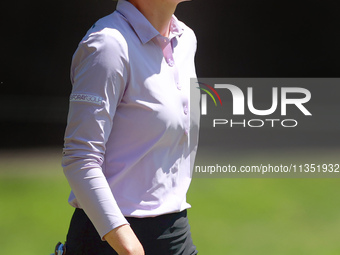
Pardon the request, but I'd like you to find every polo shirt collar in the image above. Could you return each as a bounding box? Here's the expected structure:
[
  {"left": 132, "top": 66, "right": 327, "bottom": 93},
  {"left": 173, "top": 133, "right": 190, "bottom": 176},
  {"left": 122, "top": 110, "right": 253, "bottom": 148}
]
[
  {"left": 169, "top": 16, "right": 184, "bottom": 38},
  {"left": 116, "top": 0, "right": 184, "bottom": 44}
]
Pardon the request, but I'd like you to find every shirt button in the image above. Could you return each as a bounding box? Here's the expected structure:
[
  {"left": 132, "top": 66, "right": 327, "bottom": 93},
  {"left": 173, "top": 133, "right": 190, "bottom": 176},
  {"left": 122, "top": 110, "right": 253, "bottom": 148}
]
[
  {"left": 184, "top": 106, "right": 188, "bottom": 115},
  {"left": 168, "top": 60, "right": 174, "bottom": 67},
  {"left": 185, "top": 129, "right": 189, "bottom": 136}
]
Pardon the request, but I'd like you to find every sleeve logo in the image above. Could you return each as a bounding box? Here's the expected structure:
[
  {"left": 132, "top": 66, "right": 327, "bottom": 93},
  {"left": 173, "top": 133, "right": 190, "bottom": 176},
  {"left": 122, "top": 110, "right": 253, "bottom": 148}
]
[{"left": 70, "top": 94, "right": 103, "bottom": 105}]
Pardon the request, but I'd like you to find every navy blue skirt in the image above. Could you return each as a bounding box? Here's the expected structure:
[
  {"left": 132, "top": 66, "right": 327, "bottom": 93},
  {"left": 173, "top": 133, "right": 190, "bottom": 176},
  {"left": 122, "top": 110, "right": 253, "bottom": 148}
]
[{"left": 65, "top": 208, "right": 198, "bottom": 255}]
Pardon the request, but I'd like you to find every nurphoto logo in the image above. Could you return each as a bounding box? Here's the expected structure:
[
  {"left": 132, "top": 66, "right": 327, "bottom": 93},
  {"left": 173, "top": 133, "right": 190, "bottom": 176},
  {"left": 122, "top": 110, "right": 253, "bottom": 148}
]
[{"left": 196, "top": 79, "right": 312, "bottom": 128}]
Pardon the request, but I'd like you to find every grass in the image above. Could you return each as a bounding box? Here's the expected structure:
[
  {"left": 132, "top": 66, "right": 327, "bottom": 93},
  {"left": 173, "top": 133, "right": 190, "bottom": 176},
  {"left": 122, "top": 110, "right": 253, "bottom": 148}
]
[
  {"left": 0, "top": 148, "right": 73, "bottom": 255},
  {"left": 188, "top": 178, "right": 340, "bottom": 255},
  {"left": 1, "top": 147, "right": 340, "bottom": 254}
]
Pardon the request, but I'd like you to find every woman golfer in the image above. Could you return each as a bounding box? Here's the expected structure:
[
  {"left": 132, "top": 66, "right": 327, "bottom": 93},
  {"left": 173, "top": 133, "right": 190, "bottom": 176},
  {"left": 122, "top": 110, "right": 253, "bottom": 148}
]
[{"left": 62, "top": 0, "right": 200, "bottom": 254}]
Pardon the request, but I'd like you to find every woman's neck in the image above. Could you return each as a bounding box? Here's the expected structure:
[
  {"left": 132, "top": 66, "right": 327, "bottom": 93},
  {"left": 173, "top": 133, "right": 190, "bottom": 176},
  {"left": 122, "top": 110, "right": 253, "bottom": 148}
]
[{"left": 128, "top": 0, "right": 178, "bottom": 37}]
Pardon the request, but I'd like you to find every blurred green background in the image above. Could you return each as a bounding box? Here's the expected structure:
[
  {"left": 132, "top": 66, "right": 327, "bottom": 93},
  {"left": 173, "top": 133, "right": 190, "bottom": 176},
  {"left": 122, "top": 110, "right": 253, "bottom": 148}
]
[{"left": 1, "top": 147, "right": 340, "bottom": 255}]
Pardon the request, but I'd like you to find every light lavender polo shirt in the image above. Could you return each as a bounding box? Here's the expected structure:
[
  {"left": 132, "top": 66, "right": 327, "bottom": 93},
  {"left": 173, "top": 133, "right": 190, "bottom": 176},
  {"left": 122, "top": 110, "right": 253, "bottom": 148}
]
[{"left": 62, "top": 0, "right": 200, "bottom": 239}]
